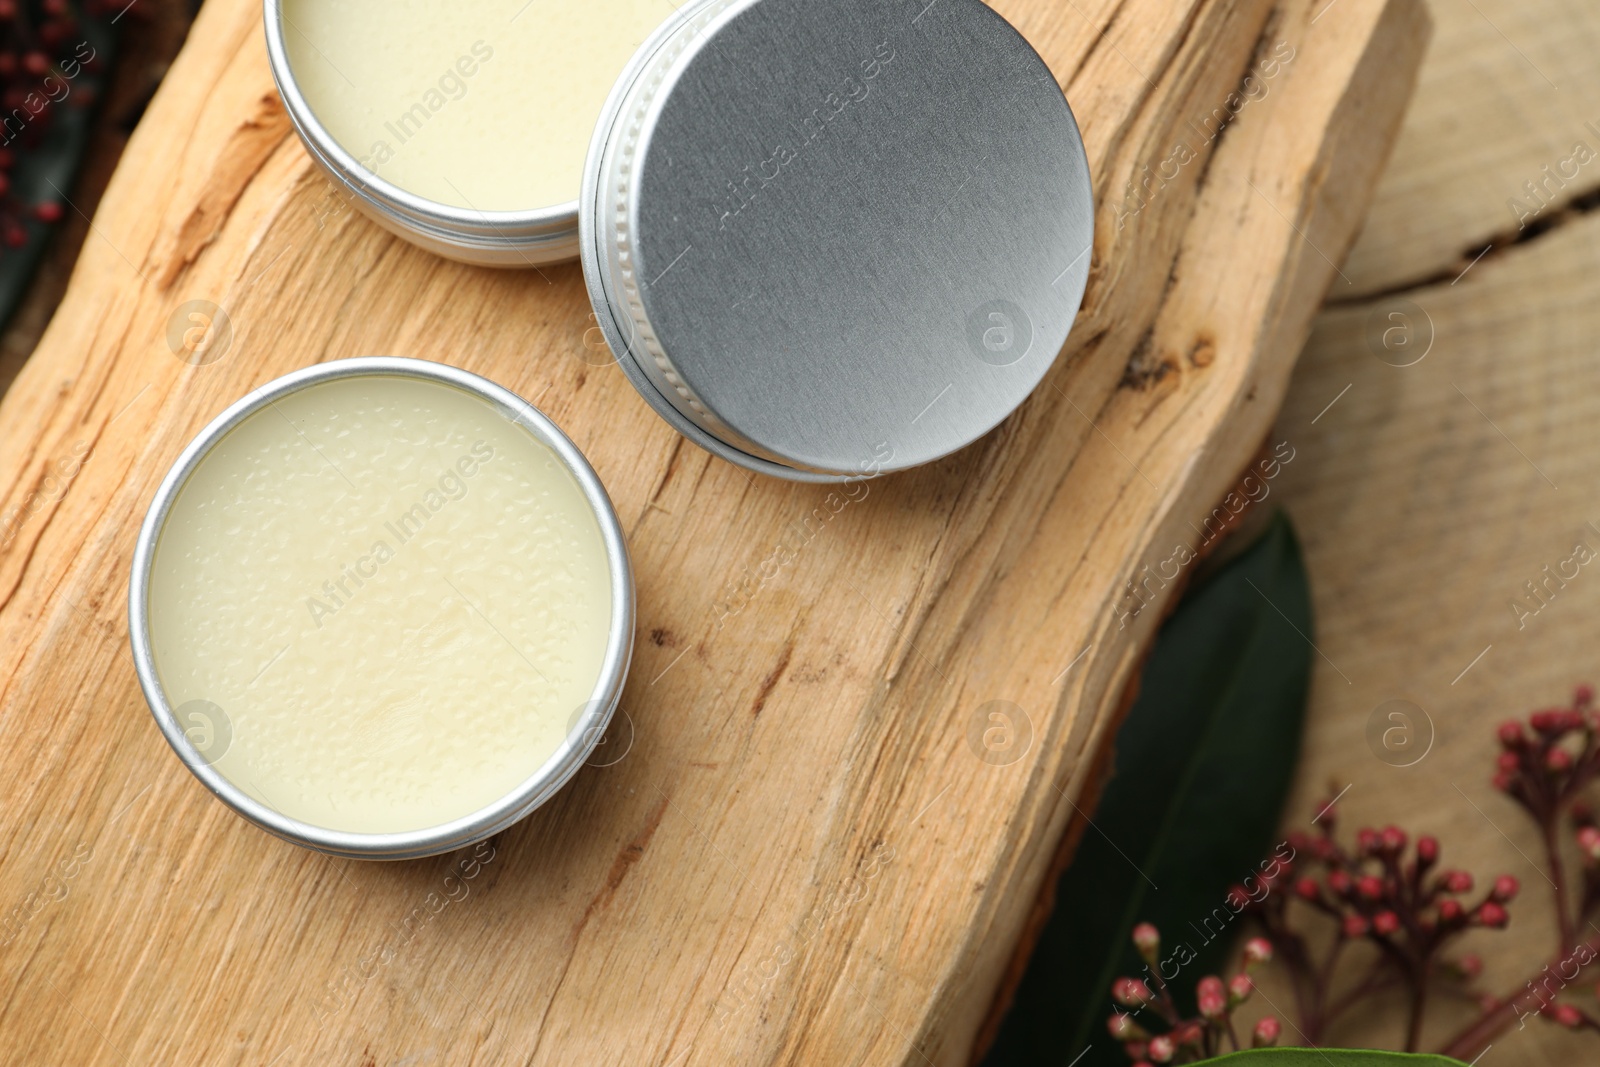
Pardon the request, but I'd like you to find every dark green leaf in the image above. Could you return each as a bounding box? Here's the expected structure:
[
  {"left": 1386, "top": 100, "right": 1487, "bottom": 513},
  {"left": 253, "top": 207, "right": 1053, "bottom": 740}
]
[
  {"left": 1208, "top": 1051, "right": 1466, "bottom": 1066},
  {"left": 982, "top": 512, "right": 1312, "bottom": 1067}
]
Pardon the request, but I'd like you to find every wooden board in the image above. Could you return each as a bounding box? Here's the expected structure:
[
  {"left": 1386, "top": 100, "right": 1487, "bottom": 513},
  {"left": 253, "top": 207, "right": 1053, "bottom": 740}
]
[
  {"left": 1340, "top": 0, "right": 1600, "bottom": 298},
  {"left": 1256, "top": 209, "right": 1600, "bottom": 1064},
  {"left": 1242, "top": 2, "right": 1600, "bottom": 1059},
  {"left": 0, "top": 0, "right": 1428, "bottom": 1063}
]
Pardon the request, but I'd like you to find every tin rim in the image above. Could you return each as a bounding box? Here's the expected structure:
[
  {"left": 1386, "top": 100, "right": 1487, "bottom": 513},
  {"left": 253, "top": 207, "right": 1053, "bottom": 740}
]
[
  {"left": 127, "top": 357, "right": 635, "bottom": 860},
  {"left": 263, "top": 0, "right": 581, "bottom": 265},
  {"left": 579, "top": 0, "right": 852, "bottom": 484}
]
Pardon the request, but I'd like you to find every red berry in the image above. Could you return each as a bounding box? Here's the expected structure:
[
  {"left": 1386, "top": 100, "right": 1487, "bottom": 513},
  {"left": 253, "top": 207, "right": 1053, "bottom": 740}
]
[
  {"left": 1532, "top": 710, "right": 1563, "bottom": 732},
  {"left": 1357, "top": 828, "right": 1380, "bottom": 855},
  {"left": 1492, "top": 875, "right": 1520, "bottom": 903},
  {"left": 21, "top": 51, "right": 48, "bottom": 77},
  {"left": 1203, "top": 979, "right": 1222, "bottom": 1023},
  {"left": 1554, "top": 1003, "right": 1584, "bottom": 1029},
  {"left": 1148, "top": 1035, "right": 1176, "bottom": 1063},
  {"left": 1444, "top": 871, "right": 1474, "bottom": 894},
  {"left": 1497, "top": 751, "right": 1521, "bottom": 772},
  {"left": 1498, "top": 720, "right": 1527, "bottom": 747},
  {"left": 1373, "top": 911, "right": 1401, "bottom": 935},
  {"left": 1244, "top": 937, "right": 1273, "bottom": 966},
  {"left": 34, "top": 202, "right": 62, "bottom": 224},
  {"left": 1380, "top": 826, "right": 1407, "bottom": 853},
  {"left": 1328, "top": 870, "right": 1352, "bottom": 895},
  {"left": 1112, "top": 978, "right": 1153, "bottom": 1008},
  {"left": 1577, "top": 685, "right": 1595, "bottom": 707},
  {"left": 1107, "top": 1013, "right": 1139, "bottom": 1040},
  {"left": 1132, "top": 923, "right": 1160, "bottom": 953},
  {"left": 1294, "top": 877, "right": 1319, "bottom": 901},
  {"left": 1458, "top": 954, "right": 1483, "bottom": 978},
  {"left": 1548, "top": 747, "right": 1574, "bottom": 772},
  {"left": 1417, "top": 835, "right": 1439, "bottom": 865},
  {"left": 1253, "top": 1016, "right": 1281, "bottom": 1048},
  {"left": 1439, "top": 899, "right": 1464, "bottom": 923},
  {"left": 1357, "top": 875, "right": 1385, "bottom": 901},
  {"left": 1172, "top": 1022, "right": 1204, "bottom": 1046},
  {"left": 1342, "top": 914, "right": 1369, "bottom": 938},
  {"left": 1228, "top": 973, "right": 1253, "bottom": 1001},
  {"left": 1478, "top": 901, "right": 1509, "bottom": 928}
]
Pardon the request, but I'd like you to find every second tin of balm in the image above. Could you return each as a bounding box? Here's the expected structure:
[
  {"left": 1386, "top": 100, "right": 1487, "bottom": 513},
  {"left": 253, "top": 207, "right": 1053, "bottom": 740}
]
[{"left": 266, "top": 0, "right": 681, "bottom": 265}]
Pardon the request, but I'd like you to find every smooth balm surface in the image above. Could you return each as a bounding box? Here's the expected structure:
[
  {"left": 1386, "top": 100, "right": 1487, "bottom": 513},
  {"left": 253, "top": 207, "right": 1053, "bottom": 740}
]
[
  {"left": 148, "top": 376, "right": 612, "bottom": 834},
  {"left": 281, "top": 0, "right": 680, "bottom": 211}
]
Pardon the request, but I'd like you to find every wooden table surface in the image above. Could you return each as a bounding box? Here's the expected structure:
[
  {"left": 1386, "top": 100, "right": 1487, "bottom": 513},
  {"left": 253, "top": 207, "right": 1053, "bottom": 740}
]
[
  {"left": 0, "top": 0, "right": 1428, "bottom": 1063},
  {"left": 1230, "top": 0, "right": 1600, "bottom": 1059}
]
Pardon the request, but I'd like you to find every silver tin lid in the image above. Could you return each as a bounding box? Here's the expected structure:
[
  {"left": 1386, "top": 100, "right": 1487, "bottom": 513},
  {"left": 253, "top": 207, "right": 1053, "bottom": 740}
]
[{"left": 581, "top": 0, "right": 1094, "bottom": 480}]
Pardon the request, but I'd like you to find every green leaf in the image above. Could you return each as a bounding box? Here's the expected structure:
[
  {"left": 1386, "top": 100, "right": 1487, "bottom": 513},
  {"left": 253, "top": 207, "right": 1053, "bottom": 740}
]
[
  {"left": 1207, "top": 1052, "right": 1467, "bottom": 1066},
  {"left": 982, "top": 512, "right": 1312, "bottom": 1067}
]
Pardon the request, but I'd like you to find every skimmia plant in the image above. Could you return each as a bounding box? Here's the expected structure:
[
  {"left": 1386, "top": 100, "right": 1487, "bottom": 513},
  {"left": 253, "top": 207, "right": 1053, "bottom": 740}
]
[
  {"left": 1105, "top": 929, "right": 1282, "bottom": 1063},
  {"left": 0, "top": 0, "right": 117, "bottom": 242},
  {"left": 1108, "top": 686, "right": 1600, "bottom": 1063}
]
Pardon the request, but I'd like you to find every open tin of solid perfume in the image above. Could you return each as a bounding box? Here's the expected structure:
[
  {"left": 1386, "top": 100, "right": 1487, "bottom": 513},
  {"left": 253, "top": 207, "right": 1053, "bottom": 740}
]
[
  {"left": 129, "top": 359, "right": 634, "bottom": 859},
  {"left": 263, "top": 0, "right": 683, "bottom": 265},
  {"left": 580, "top": 0, "right": 1095, "bottom": 480}
]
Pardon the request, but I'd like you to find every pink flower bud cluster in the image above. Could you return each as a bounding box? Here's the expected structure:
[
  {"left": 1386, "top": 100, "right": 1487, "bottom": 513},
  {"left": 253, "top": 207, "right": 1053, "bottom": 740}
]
[
  {"left": 1280, "top": 807, "right": 1515, "bottom": 955},
  {"left": 0, "top": 1, "right": 122, "bottom": 247},
  {"left": 1106, "top": 925, "right": 1278, "bottom": 1064},
  {"left": 1494, "top": 687, "right": 1600, "bottom": 815}
]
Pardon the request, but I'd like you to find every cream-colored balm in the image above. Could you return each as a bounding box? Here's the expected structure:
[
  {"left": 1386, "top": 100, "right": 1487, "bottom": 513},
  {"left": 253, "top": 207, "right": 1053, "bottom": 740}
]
[
  {"left": 147, "top": 376, "right": 613, "bottom": 834},
  {"left": 281, "top": 0, "right": 680, "bottom": 211}
]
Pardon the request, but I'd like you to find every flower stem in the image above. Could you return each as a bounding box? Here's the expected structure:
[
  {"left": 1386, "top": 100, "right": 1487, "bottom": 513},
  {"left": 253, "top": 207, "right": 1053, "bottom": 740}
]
[
  {"left": 1406, "top": 968, "right": 1428, "bottom": 1052},
  {"left": 1544, "top": 816, "right": 1576, "bottom": 954},
  {"left": 1438, "top": 933, "right": 1600, "bottom": 1060}
]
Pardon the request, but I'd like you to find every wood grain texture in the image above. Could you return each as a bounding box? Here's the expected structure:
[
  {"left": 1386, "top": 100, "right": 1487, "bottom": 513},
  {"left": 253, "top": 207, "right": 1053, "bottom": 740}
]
[
  {"left": 1340, "top": 0, "right": 1600, "bottom": 298},
  {"left": 1260, "top": 208, "right": 1600, "bottom": 1062},
  {"left": 1249, "top": 1, "right": 1600, "bottom": 1056},
  {"left": 0, "top": 0, "right": 1427, "bottom": 1063}
]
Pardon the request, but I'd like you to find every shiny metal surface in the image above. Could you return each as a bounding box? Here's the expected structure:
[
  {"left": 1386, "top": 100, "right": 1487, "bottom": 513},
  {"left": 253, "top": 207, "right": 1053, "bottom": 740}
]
[
  {"left": 583, "top": 0, "right": 1093, "bottom": 479},
  {"left": 128, "top": 358, "right": 634, "bottom": 860},
  {"left": 263, "top": 0, "right": 581, "bottom": 267}
]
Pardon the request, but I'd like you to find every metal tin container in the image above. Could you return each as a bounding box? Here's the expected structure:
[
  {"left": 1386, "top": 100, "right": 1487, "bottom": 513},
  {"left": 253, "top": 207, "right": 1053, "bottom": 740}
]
[
  {"left": 128, "top": 358, "right": 634, "bottom": 859},
  {"left": 262, "top": 1, "right": 581, "bottom": 267},
  {"left": 581, "top": 0, "right": 1095, "bottom": 480}
]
